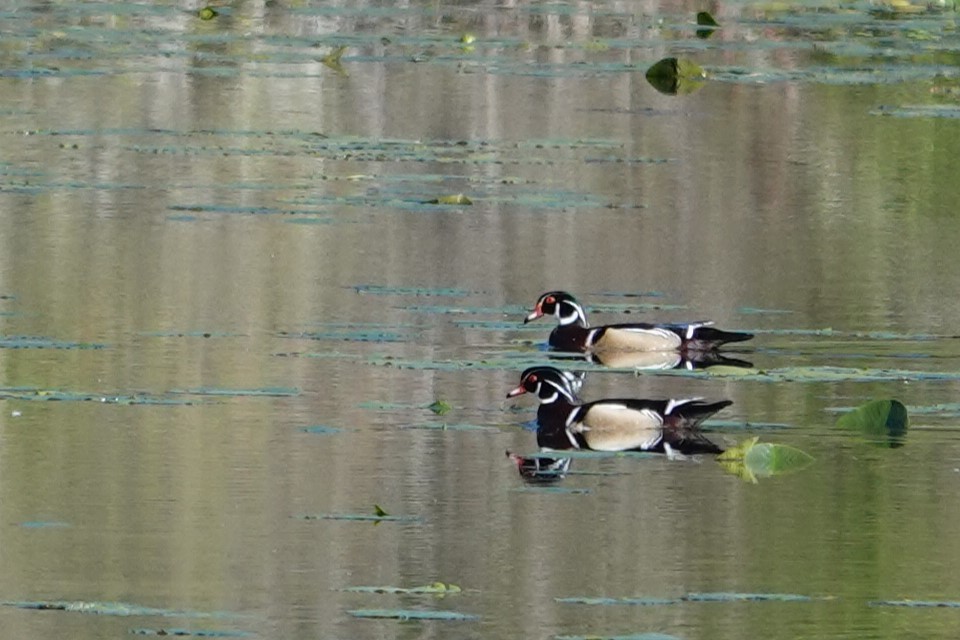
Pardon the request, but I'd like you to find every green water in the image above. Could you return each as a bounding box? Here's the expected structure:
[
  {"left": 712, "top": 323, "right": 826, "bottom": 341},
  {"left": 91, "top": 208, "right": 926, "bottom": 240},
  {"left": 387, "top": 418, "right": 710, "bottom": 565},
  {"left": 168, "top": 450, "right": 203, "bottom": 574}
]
[{"left": 2, "top": 1, "right": 960, "bottom": 638}]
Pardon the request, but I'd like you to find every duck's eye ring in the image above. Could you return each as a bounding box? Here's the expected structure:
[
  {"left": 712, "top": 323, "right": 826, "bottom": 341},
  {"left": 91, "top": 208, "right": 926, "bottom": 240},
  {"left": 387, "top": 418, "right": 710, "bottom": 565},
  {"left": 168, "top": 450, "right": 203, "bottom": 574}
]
[
  {"left": 528, "top": 374, "right": 538, "bottom": 383},
  {"left": 545, "top": 296, "right": 555, "bottom": 304}
]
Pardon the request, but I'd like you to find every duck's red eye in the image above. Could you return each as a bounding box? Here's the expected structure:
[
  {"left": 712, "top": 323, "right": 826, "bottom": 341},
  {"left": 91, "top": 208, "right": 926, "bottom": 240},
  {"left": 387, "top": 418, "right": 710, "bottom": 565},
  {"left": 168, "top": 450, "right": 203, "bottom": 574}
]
[
  {"left": 528, "top": 374, "right": 538, "bottom": 383},
  {"left": 545, "top": 296, "right": 555, "bottom": 304}
]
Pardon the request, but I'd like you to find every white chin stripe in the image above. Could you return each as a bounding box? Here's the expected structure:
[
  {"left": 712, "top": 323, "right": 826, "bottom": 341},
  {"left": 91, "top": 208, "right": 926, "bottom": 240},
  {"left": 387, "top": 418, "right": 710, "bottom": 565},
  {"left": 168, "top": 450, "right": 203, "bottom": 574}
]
[
  {"left": 545, "top": 379, "right": 576, "bottom": 403},
  {"left": 664, "top": 398, "right": 703, "bottom": 415},
  {"left": 558, "top": 301, "right": 587, "bottom": 326},
  {"left": 684, "top": 320, "right": 714, "bottom": 339}
]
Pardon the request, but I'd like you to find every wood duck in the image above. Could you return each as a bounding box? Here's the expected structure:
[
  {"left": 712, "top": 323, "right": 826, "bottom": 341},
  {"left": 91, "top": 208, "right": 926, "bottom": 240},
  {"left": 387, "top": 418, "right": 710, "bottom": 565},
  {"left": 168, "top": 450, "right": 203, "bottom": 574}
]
[
  {"left": 506, "top": 366, "right": 728, "bottom": 455},
  {"left": 524, "top": 291, "right": 753, "bottom": 354},
  {"left": 506, "top": 451, "right": 572, "bottom": 484}
]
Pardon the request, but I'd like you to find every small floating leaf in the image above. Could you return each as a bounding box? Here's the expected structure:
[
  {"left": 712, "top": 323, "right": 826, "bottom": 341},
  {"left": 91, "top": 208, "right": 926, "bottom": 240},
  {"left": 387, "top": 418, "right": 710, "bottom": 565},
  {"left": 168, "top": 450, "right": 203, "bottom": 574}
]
[
  {"left": 347, "top": 608, "right": 478, "bottom": 621},
  {"left": 716, "top": 437, "right": 814, "bottom": 483},
  {"left": 18, "top": 521, "right": 70, "bottom": 529},
  {"left": 131, "top": 630, "right": 252, "bottom": 638},
  {"left": 427, "top": 194, "right": 472, "bottom": 205},
  {"left": 302, "top": 425, "right": 342, "bottom": 434},
  {"left": 835, "top": 399, "right": 908, "bottom": 447},
  {"left": 683, "top": 592, "right": 816, "bottom": 602},
  {"left": 296, "top": 512, "right": 421, "bottom": 523},
  {"left": 170, "top": 387, "right": 299, "bottom": 397},
  {"left": 340, "top": 583, "right": 462, "bottom": 595},
  {"left": 696, "top": 11, "right": 720, "bottom": 26},
  {"left": 869, "top": 599, "right": 960, "bottom": 608},
  {"left": 428, "top": 400, "right": 453, "bottom": 415},
  {"left": 198, "top": 6, "right": 218, "bottom": 20},
  {"left": 321, "top": 46, "right": 348, "bottom": 76},
  {"left": 1, "top": 600, "right": 242, "bottom": 619},
  {"left": 373, "top": 504, "right": 389, "bottom": 517},
  {"left": 645, "top": 58, "right": 706, "bottom": 95}
]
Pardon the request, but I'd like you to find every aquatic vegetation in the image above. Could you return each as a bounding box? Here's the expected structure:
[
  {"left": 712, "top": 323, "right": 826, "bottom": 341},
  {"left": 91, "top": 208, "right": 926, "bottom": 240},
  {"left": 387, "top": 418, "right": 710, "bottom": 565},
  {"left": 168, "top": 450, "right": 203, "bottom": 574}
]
[
  {"left": 347, "top": 608, "right": 479, "bottom": 621},
  {"left": 2, "top": 600, "right": 244, "bottom": 618},
  {"left": 131, "top": 630, "right": 251, "bottom": 638},
  {"left": 302, "top": 425, "right": 343, "bottom": 434},
  {"left": 428, "top": 399, "right": 453, "bottom": 415},
  {"left": 716, "top": 438, "right": 815, "bottom": 483},
  {"left": 646, "top": 57, "right": 707, "bottom": 95},
  {"left": 835, "top": 399, "right": 909, "bottom": 446},
  {"left": 339, "top": 582, "right": 462, "bottom": 595}
]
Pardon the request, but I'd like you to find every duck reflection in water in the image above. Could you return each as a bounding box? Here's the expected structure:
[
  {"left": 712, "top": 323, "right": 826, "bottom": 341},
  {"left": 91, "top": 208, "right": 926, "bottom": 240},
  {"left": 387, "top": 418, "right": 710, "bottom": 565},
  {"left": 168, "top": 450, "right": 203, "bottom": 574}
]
[
  {"left": 578, "top": 348, "right": 753, "bottom": 371},
  {"left": 506, "top": 366, "right": 728, "bottom": 456},
  {"left": 506, "top": 451, "right": 572, "bottom": 484}
]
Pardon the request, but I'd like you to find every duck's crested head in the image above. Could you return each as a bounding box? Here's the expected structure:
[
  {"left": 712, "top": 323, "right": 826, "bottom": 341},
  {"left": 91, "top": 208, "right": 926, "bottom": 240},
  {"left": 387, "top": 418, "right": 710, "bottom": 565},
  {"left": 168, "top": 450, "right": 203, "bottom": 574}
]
[
  {"left": 524, "top": 291, "right": 586, "bottom": 327},
  {"left": 506, "top": 366, "right": 580, "bottom": 403}
]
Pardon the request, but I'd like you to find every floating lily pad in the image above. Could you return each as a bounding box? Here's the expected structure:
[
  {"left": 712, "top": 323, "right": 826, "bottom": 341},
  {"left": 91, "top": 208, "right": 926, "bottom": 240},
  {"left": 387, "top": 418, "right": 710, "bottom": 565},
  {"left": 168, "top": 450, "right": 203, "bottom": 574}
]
[
  {"left": 347, "top": 609, "right": 478, "bottom": 621},
  {"left": 198, "top": 6, "right": 218, "bottom": 20},
  {"left": 2, "top": 600, "right": 243, "bottom": 618},
  {"left": 295, "top": 512, "right": 421, "bottom": 523},
  {"left": 277, "top": 329, "right": 408, "bottom": 343},
  {"left": 0, "top": 336, "right": 105, "bottom": 349},
  {"left": 645, "top": 57, "right": 706, "bottom": 95},
  {"left": 139, "top": 330, "right": 242, "bottom": 338},
  {"left": 400, "top": 422, "right": 498, "bottom": 432},
  {"left": 321, "top": 45, "right": 348, "bottom": 76},
  {"left": 683, "top": 592, "right": 816, "bottom": 602},
  {"left": 835, "top": 399, "right": 908, "bottom": 447},
  {"left": 426, "top": 194, "right": 472, "bottom": 205},
  {"left": 339, "top": 582, "right": 461, "bottom": 595},
  {"left": 131, "top": 630, "right": 251, "bottom": 638},
  {"left": 428, "top": 399, "right": 453, "bottom": 415},
  {"left": 869, "top": 599, "right": 960, "bottom": 608},
  {"left": 18, "top": 521, "right": 70, "bottom": 528},
  {"left": 169, "top": 387, "right": 299, "bottom": 397},
  {"left": 302, "top": 425, "right": 342, "bottom": 434},
  {"left": 696, "top": 11, "right": 720, "bottom": 26},
  {"left": 0, "top": 388, "right": 198, "bottom": 405},
  {"left": 350, "top": 285, "right": 473, "bottom": 297},
  {"left": 716, "top": 438, "right": 815, "bottom": 483}
]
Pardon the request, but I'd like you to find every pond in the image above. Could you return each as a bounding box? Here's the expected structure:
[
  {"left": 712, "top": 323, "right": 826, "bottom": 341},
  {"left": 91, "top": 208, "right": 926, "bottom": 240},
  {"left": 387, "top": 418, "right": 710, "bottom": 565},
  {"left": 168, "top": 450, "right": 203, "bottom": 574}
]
[{"left": 2, "top": 0, "right": 960, "bottom": 638}]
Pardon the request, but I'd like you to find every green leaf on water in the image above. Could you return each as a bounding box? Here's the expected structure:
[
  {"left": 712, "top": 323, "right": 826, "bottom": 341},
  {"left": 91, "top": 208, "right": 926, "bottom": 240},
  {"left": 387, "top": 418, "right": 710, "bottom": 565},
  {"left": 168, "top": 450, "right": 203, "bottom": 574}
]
[
  {"left": 321, "top": 46, "right": 348, "bottom": 77},
  {"left": 428, "top": 399, "right": 453, "bottom": 415},
  {"left": 835, "top": 399, "right": 908, "bottom": 447},
  {"left": 716, "top": 437, "right": 814, "bottom": 483},
  {"left": 373, "top": 504, "right": 389, "bottom": 517},
  {"left": 645, "top": 58, "right": 706, "bottom": 95},
  {"left": 296, "top": 512, "right": 421, "bottom": 523},
  {"left": 340, "top": 582, "right": 462, "bottom": 595},
  {"left": 869, "top": 599, "right": 960, "bottom": 608},
  {"left": 696, "top": 11, "right": 720, "bottom": 26},
  {"left": 130, "top": 630, "right": 251, "bottom": 638},
  {"left": 347, "top": 608, "right": 478, "bottom": 621},
  {"left": 303, "top": 425, "right": 342, "bottom": 434},
  {"left": 198, "top": 7, "right": 218, "bottom": 20},
  {"left": 1, "top": 600, "right": 243, "bottom": 619},
  {"left": 683, "top": 592, "right": 817, "bottom": 602},
  {"left": 427, "top": 194, "right": 473, "bottom": 205}
]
